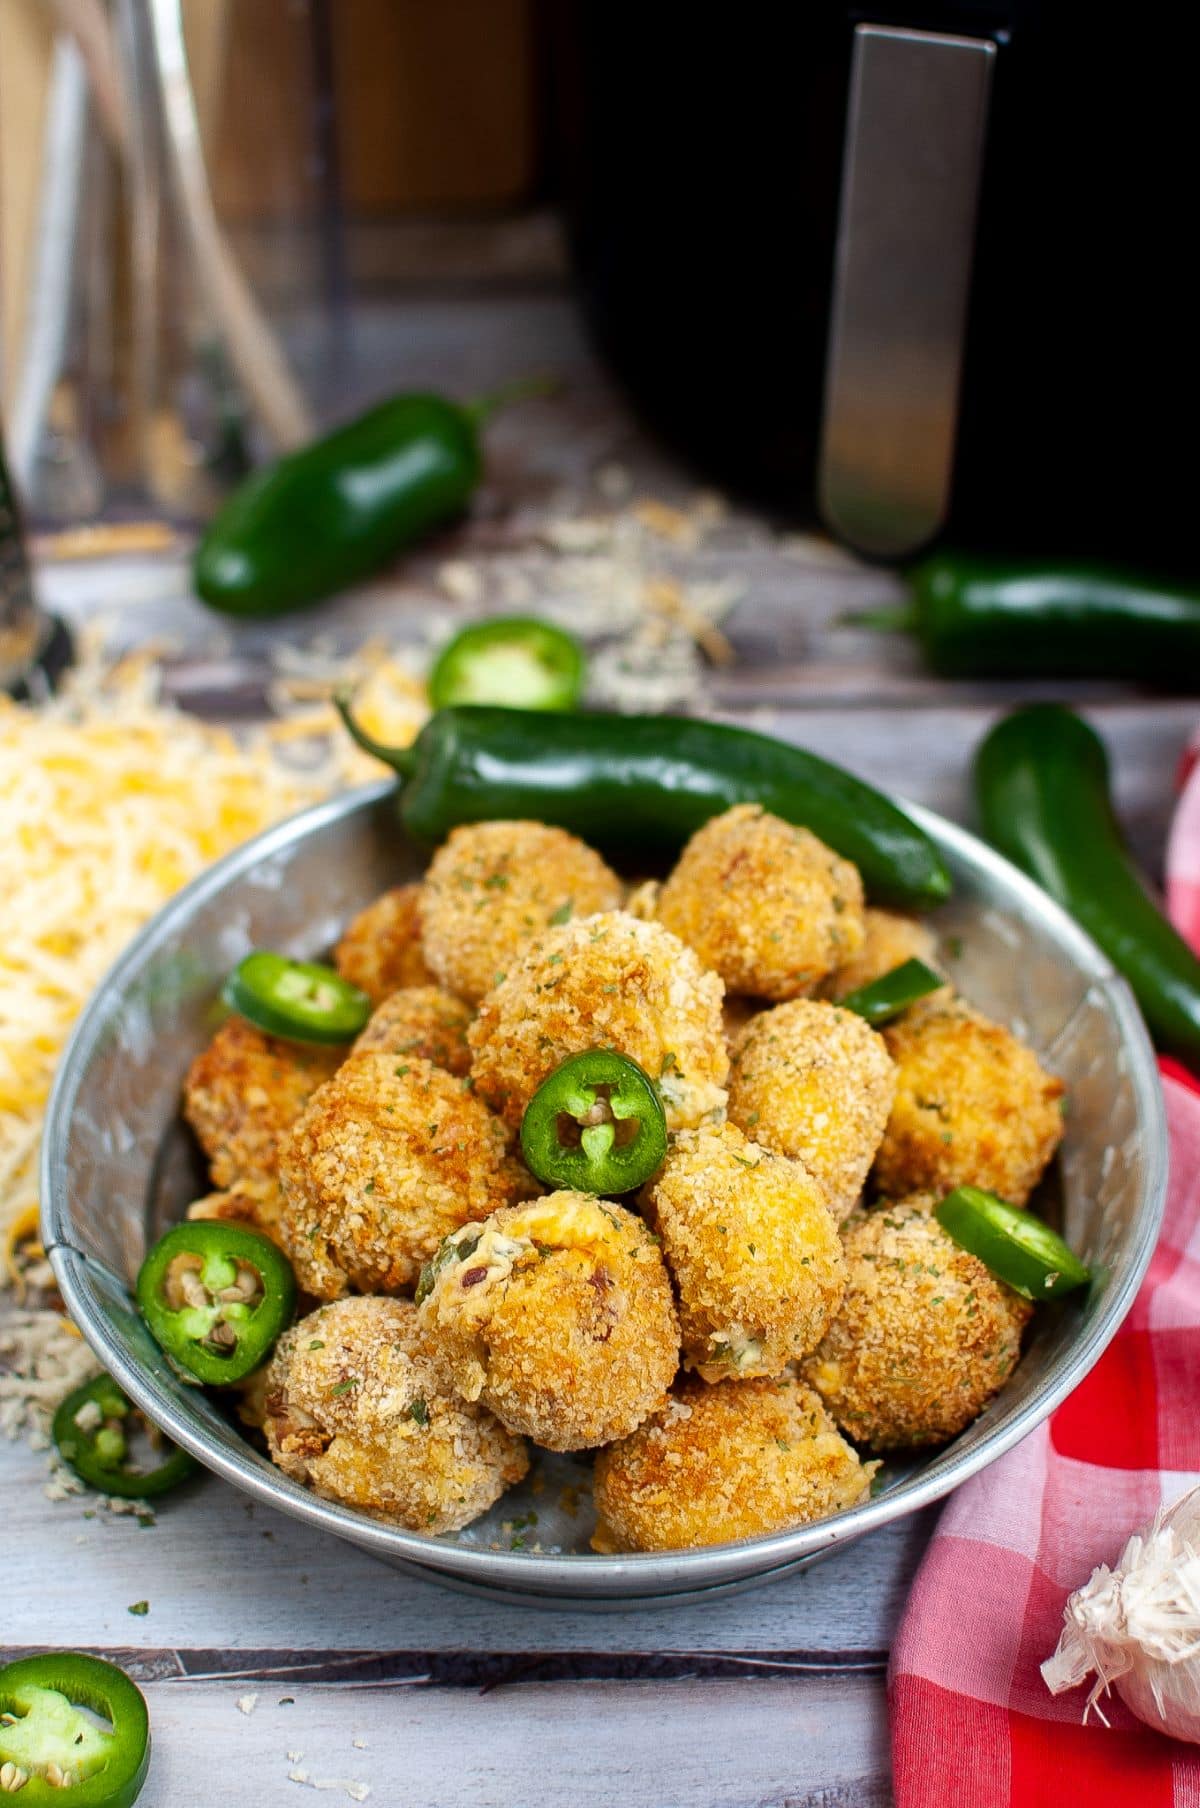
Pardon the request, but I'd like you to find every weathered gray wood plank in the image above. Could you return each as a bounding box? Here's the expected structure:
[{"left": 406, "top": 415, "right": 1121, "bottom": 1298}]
[
  {"left": 113, "top": 1674, "right": 891, "bottom": 1808},
  {"left": 0, "top": 1438, "right": 925, "bottom": 1659}
]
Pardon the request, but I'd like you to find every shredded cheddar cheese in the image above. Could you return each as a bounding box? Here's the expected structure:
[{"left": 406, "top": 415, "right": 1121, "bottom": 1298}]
[{"left": 0, "top": 625, "right": 427, "bottom": 1264}]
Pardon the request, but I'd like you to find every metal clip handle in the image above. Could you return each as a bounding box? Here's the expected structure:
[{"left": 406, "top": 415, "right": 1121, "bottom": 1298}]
[{"left": 818, "top": 24, "right": 995, "bottom": 558}]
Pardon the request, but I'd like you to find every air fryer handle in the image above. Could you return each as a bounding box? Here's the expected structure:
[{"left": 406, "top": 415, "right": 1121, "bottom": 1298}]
[{"left": 818, "top": 24, "right": 996, "bottom": 558}]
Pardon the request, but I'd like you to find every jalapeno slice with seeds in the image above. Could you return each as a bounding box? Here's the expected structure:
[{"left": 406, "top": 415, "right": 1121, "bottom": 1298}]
[
  {"left": 223, "top": 951, "right": 371, "bottom": 1044},
  {"left": 837, "top": 958, "right": 944, "bottom": 1026},
  {"left": 428, "top": 616, "right": 585, "bottom": 711},
  {"left": 136, "top": 1222, "right": 296, "bottom": 1384},
  {"left": 52, "top": 1376, "right": 196, "bottom": 1499},
  {"left": 0, "top": 1652, "right": 150, "bottom": 1806},
  {"left": 520, "top": 1049, "right": 668, "bottom": 1194},
  {"left": 934, "top": 1185, "right": 1091, "bottom": 1301}
]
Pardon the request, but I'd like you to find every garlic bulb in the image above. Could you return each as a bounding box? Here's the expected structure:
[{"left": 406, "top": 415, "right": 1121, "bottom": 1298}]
[{"left": 1042, "top": 1482, "right": 1200, "bottom": 1742}]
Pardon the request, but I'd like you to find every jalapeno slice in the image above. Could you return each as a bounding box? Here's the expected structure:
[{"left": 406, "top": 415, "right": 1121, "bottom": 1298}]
[
  {"left": 52, "top": 1376, "right": 196, "bottom": 1499},
  {"left": 837, "top": 958, "right": 944, "bottom": 1026},
  {"left": 428, "top": 616, "right": 585, "bottom": 711},
  {"left": 0, "top": 1653, "right": 150, "bottom": 1806},
  {"left": 223, "top": 951, "right": 370, "bottom": 1044},
  {"left": 519, "top": 1049, "right": 668, "bottom": 1194},
  {"left": 934, "top": 1185, "right": 1091, "bottom": 1301},
  {"left": 136, "top": 1222, "right": 296, "bottom": 1384}
]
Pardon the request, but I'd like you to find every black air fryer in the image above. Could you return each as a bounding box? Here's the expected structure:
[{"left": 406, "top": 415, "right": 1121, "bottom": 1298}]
[{"left": 554, "top": 4, "right": 1198, "bottom": 562}]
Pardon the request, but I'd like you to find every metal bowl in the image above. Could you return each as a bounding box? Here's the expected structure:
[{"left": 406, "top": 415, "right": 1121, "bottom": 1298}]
[{"left": 43, "top": 782, "right": 1168, "bottom": 1606}]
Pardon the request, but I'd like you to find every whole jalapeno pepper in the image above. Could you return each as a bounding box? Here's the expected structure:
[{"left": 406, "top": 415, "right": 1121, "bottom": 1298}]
[
  {"left": 849, "top": 550, "right": 1200, "bottom": 683},
  {"left": 195, "top": 380, "right": 551, "bottom": 619},
  {"left": 974, "top": 703, "right": 1200, "bottom": 1067},
  {"left": 52, "top": 1375, "right": 196, "bottom": 1499},
  {"left": 136, "top": 1222, "right": 296, "bottom": 1385},
  {"left": 519, "top": 1050, "right": 668, "bottom": 1194},
  {"left": 336, "top": 699, "right": 952, "bottom": 911},
  {"left": 0, "top": 1652, "right": 150, "bottom": 1805}
]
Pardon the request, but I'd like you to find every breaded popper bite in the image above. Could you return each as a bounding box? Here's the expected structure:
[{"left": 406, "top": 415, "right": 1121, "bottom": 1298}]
[
  {"left": 802, "top": 1195, "right": 1032, "bottom": 1449},
  {"left": 419, "top": 821, "right": 622, "bottom": 1005},
  {"left": 874, "top": 995, "right": 1065, "bottom": 1205},
  {"left": 416, "top": 1192, "right": 679, "bottom": 1451},
  {"left": 335, "top": 882, "right": 434, "bottom": 1001},
  {"left": 468, "top": 911, "right": 728, "bottom": 1132},
  {"left": 184, "top": 1015, "right": 341, "bottom": 1190},
  {"left": 644, "top": 1123, "right": 844, "bottom": 1379},
  {"left": 592, "top": 1375, "right": 876, "bottom": 1551},
  {"left": 727, "top": 1000, "right": 895, "bottom": 1220},
  {"left": 351, "top": 984, "right": 472, "bottom": 1076},
  {"left": 656, "top": 804, "right": 866, "bottom": 1000},
  {"left": 277, "top": 1053, "right": 527, "bottom": 1299},
  {"left": 186, "top": 1175, "right": 285, "bottom": 1246},
  {"left": 823, "top": 906, "right": 941, "bottom": 999},
  {"left": 264, "top": 1296, "right": 528, "bottom": 1532}
]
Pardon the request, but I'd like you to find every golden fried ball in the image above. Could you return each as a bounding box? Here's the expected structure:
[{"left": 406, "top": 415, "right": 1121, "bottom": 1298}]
[
  {"left": 186, "top": 1176, "right": 285, "bottom": 1246},
  {"left": 416, "top": 1192, "right": 679, "bottom": 1451},
  {"left": 874, "top": 995, "right": 1065, "bottom": 1205},
  {"left": 592, "top": 1375, "right": 876, "bottom": 1551},
  {"left": 277, "top": 1053, "right": 527, "bottom": 1300},
  {"left": 419, "top": 821, "right": 622, "bottom": 1005},
  {"left": 334, "top": 883, "right": 434, "bottom": 1002},
  {"left": 264, "top": 1296, "right": 528, "bottom": 1532},
  {"left": 823, "top": 907, "right": 941, "bottom": 998},
  {"left": 183, "top": 1016, "right": 341, "bottom": 1190},
  {"left": 728, "top": 1000, "right": 895, "bottom": 1220},
  {"left": 655, "top": 804, "right": 866, "bottom": 1000},
  {"left": 644, "top": 1123, "right": 844, "bottom": 1379},
  {"left": 351, "top": 985, "right": 472, "bottom": 1076},
  {"left": 802, "top": 1195, "right": 1032, "bottom": 1449},
  {"left": 468, "top": 911, "right": 728, "bottom": 1132}
]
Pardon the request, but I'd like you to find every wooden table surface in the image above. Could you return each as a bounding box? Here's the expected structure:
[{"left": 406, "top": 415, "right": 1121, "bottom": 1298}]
[{"left": 4, "top": 285, "right": 1194, "bottom": 1807}]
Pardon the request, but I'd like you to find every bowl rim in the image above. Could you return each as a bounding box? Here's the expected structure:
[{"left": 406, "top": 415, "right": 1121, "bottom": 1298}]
[{"left": 43, "top": 782, "right": 1170, "bottom": 1597}]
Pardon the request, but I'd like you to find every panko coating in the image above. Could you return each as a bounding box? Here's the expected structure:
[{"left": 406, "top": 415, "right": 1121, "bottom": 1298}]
[
  {"left": 468, "top": 911, "right": 728, "bottom": 1132},
  {"left": 592, "top": 1375, "right": 877, "bottom": 1551},
  {"left": 416, "top": 1192, "right": 679, "bottom": 1450},
  {"left": 184, "top": 1015, "right": 341, "bottom": 1189},
  {"left": 351, "top": 985, "right": 472, "bottom": 1076},
  {"left": 264, "top": 1296, "right": 528, "bottom": 1532},
  {"left": 801, "top": 1195, "right": 1032, "bottom": 1448},
  {"left": 277, "top": 1053, "right": 527, "bottom": 1299},
  {"left": 656, "top": 804, "right": 866, "bottom": 1000},
  {"left": 874, "top": 995, "right": 1065, "bottom": 1205},
  {"left": 334, "top": 883, "right": 434, "bottom": 1001},
  {"left": 823, "top": 907, "right": 941, "bottom": 998},
  {"left": 186, "top": 1175, "right": 285, "bottom": 1246},
  {"left": 419, "top": 821, "right": 622, "bottom": 1005},
  {"left": 728, "top": 1000, "right": 895, "bottom": 1220},
  {"left": 643, "top": 1123, "right": 844, "bottom": 1380}
]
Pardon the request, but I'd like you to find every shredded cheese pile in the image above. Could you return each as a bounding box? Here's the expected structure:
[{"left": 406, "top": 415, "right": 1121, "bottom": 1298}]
[{"left": 0, "top": 627, "right": 426, "bottom": 1266}]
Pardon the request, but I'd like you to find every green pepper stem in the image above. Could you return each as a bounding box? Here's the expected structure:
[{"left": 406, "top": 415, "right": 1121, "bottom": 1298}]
[
  {"left": 462, "top": 373, "right": 561, "bottom": 429},
  {"left": 334, "top": 689, "right": 417, "bottom": 779},
  {"left": 837, "top": 603, "right": 920, "bottom": 633}
]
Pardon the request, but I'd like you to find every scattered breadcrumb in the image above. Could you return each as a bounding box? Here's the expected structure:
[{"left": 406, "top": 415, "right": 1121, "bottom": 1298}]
[
  {"left": 288, "top": 1769, "right": 370, "bottom": 1801},
  {"left": 237, "top": 1695, "right": 259, "bottom": 1716}
]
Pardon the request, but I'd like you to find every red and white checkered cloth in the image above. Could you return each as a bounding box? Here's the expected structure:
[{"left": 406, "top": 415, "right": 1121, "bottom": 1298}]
[{"left": 890, "top": 747, "right": 1200, "bottom": 1806}]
